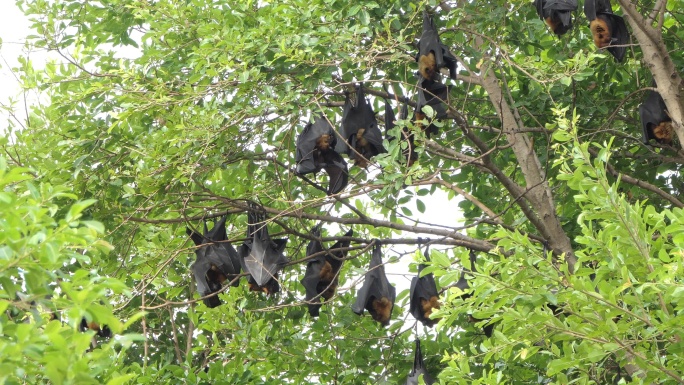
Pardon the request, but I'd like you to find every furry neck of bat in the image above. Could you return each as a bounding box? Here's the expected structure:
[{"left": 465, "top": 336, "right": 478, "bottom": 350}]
[
  {"left": 420, "top": 296, "right": 441, "bottom": 319},
  {"left": 315, "top": 134, "right": 333, "bottom": 151},
  {"left": 653, "top": 121, "right": 674, "bottom": 144},
  {"left": 371, "top": 296, "right": 392, "bottom": 325},
  {"left": 418, "top": 51, "right": 437, "bottom": 81}
]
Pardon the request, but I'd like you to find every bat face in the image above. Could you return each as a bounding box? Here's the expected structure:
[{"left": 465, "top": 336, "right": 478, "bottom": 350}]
[
  {"left": 80, "top": 318, "right": 112, "bottom": 338},
  {"left": 640, "top": 89, "right": 673, "bottom": 145},
  {"left": 337, "top": 85, "right": 386, "bottom": 168},
  {"left": 409, "top": 248, "right": 441, "bottom": 327},
  {"left": 416, "top": 11, "right": 457, "bottom": 80},
  {"left": 405, "top": 340, "right": 434, "bottom": 385},
  {"left": 351, "top": 242, "right": 396, "bottom": 326},
  {"left": 187, "top": 216, "right": 242, "bottom": 307},
  {"left": 301, "top": 228, "right": 353, "bottom": 317},
  {"left": 590, "top": 16, "right": 611, "bottom": 48},
  {"left": 239, "top": 206, "right": 288, "bottom": 294}
]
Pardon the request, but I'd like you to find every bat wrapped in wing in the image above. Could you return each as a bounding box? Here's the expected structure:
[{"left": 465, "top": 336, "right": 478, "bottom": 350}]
[
  {"left": 335, "top": 84, "right": 386, "bottom": 168},
  {"left": 351, "top": 241, "right": 396, "bottom": 326},
  {"left": 584, "top": 0, "right": 629, "bottom": 62},
  {"left": 534, "top": 0, "right": 577, "bottom": 36},
  {"left": 416, "top": 77, "right": 450, "bottom": 137},
  {"left": 454, "top": 250, "right": 494, "bottom": 337},
  {"left": 238, "top": 204, "right": 288, "bottom": 295},
  {"left": 385, "top": 100, "right": 417, "bottom": 166},
  {"left": 187, "top": 215, "right": 242, "bottom": 308},
  {"left": 416, "top": 10, "right": 457, "bottom": 80},
  {"left": 409, "top": 245, "right": 441, "bottom": 327},
  {"left": 295, "top": 115, "right": 349, "bottom": 195},
  {"left": 639, "top": 84, "right": 673, "bottom": 145},
  {"left": 404, "top": 339, "right": 435, "bottom": 385},
  {"left": 301, "top": 227, "right": 353, "bottom": 317}
]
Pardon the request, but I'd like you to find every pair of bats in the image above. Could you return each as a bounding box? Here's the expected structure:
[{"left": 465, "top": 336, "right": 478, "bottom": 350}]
[
  {"left": 404, "top": 339, "right": 435, "bottom": 385},
  {"left": 295, "top": 84, "right": 386, "bottom": 194},
  {"left": 409, "top": 245, "right": 441, "bottom": 327},
  {"left": 535, "top": 0, "right": 628, "bottom": 62},
  {"left": 352, "top": 242, "right": 396, "bottom": 326},
  {"left": 301, "top": 227, "right": 353, "bottom": 317},
  {"left": 188, "top": 215, "right": 242, "bottom": 308},
  {"left": 640, "top": 84, "right": 674, "bottom": 145}
]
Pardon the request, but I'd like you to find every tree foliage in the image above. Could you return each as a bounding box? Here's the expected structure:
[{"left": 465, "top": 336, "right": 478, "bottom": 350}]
[{"left": 3, "top": 0, "right": 684, "bottom": 383}]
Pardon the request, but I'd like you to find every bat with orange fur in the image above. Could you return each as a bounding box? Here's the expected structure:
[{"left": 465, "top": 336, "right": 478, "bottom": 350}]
[
  {"left": 335, "top": 84, "right": 386, "bottom": 168},
  {"left": 409, "top": 245, "right": 441, "bottom": 327},
  {"left": 301, "top": 227, "right": 353, "bottom": 317},
  {"left": 416, "top": 10, "right": 456, "bottom": 81},
  {"left": 640, "top": 86, "right": 674, "bottom": 145},
  {"left": 534, "top": 0, "right": 577, "bottom": 36},
  {"left": 351, "top": 242, "right": 396, "bottom": 326},
  {"left": 584, "top": 0, "right": 628, "bottom": 62}
]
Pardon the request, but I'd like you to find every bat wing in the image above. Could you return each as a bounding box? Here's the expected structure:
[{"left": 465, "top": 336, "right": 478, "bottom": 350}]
[
  {"left": 322, "top": 150, "right": 348, "bottom": 195},
  {"left": 246, "top": 235, "right": 288, "bottom": 286},
  {"left": 534, "top": 0, "right": 545, "bottom": 19},
  {"left": 418, "top": 78, "right": 449, "bottom": 119},
  {"left": 205, "top": 216, "right": 228, "bottom": 242},
  {"left": 544, "top": 0, "right": 577, "bottom": 11},
  {"left": 302, "top": 230, "right": 326, "bottom": 316},
  {"left": 607, "top": 14, "right": 628, "bottom": 62},
  {"left": 585, "top": 0, "right": 612, "bottom": 20},
  {"left": 327, "top": 228, "right": 353, "bottom": 270},
  {"left": 191, "top": 254, "right": 223, "bottom": 308},
  {"left": 405, "top": 339, "right": 435, "bottom": 385},
  {"left": 186, "top": 226, "right": 204, "bottom": 246},
  {"left": 384, "top": 100, "right": 397, "bottom": 137}
]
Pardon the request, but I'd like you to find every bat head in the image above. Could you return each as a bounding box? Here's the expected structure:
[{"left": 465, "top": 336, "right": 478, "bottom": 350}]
[{"left": 590, "top": 16, "right": 611, "bottom": 48}]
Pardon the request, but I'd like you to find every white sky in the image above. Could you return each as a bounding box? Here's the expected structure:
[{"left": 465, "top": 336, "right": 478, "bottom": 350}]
[{"left": 0, "top": 3, "right": 33, "bottom": 130}]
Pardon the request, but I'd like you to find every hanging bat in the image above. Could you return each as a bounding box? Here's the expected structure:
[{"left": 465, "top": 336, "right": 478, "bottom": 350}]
[
  {"left": 301, "top": 227, "right": 353, "bottom": 317},
  {"left": 534, "top": 0, "right": 577, "bottom": 36},
  {"left": 295, "top": 115, "right": 349, "bottom": 195},
  {"left": 187, "top": 215, "right": 242, "bottom": 308},
  {"left": 80, "top": 318, "right": 112, "bottom": 338},
  {"left": 351, "top": 242, "right": 396, "bottom": 326},
  {"left": 335, "top": 84, "right": 386, "bottom": 168},
  {"left": 409, "top": 245, "right": 441, "bottom": 327},
  {"left": 416, "top": 10, "right": 457, "bottom": 80},
  {"left": 404, "top": 339, "right": 435, "bottom": 385},
  {"left": 238, "top": 204, "right": 288, "bottom": 295},
  {"left": 584, "top": 0, "right": 628, "bottom": 62},
  {"left": 416, "top": 77, "right": 450, "bottom": 138},
  {"left": 385, "top": 100, "right": 417, "bottom": 166},
  {"left": 640, "top": 87, "right": 673, "bottom": 145},
  {"left": 453, "top": 250, "right": 494, "bottom": 337}
]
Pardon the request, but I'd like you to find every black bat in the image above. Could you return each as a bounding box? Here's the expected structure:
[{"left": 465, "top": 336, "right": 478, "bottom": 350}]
[
  {"left": 416, "top": 77, "right": 450, "bottom": 138},
  {"left": 534, "top": 0, "right": 577, "bottom": 36},
  {"left": 335, "top": 84, "right": 386, "bottom": 168},
  {"left": 80, "top": 318, "right": 112, "bottom": 338},
  {"left": 584, "top": 0, "right": 628, "bottom": 62},
  {"left": 301, "top": 227, "right": 353, "bottom": 317},
  {"left": 187, "top": 215, "right": 242, "bottom": 308},
  {"left": 416, "top": 10, "right": 457, "bottom": 81},
  {"left": 640, "top": 87, "right": 673, "bottom": 145},
  {"left": 237, "top": 204, "right": 288, "bottom": 295},
  {"left": 404, "top": 339, "right": 435, "bottom": 385},
  {"left": 454, "top": 250, "right": 494, "bottom": 337},
  {"left": 409, "top": 245, "right": 440, "bottom": 327},
  {"left": 351, "top": 242, "right": 396, "bottom": 326},
  {"left": 385, "top": 100, "right": 417, "bottom": 166},
  {"left": 295, "top": 115, "right": 349, "bottom": 195}
]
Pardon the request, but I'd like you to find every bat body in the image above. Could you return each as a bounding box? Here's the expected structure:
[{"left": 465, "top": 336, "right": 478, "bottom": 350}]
[
  {"left": 416, "top": 77, "right": 450, "bottom": 138},
  {"left": 409, "top": 246, "right": 440, "bottom": 327},
  {"left": 416, "top": 11, "right": 457, "bottom": 80},
  {"left": 295, "top": 116, "right": 349, "bottom": 195},
  {"left": 351, "top": 242, "right": 396, "bottom": 326},
  {"left": 238, "top": 204, "right": 288, "bottom": 295},
  {"left": 187, "top": 216, "right": 242, "bottom": 308},
  {"left": 454, "top": 250, "right": 493, "bottom": 337},
  {"left": 80, "top": 318, "right": 112, "bottom": 338},
  {"left": 336, "top": 84, "right": 386, "bottom": 168},
  {"left": 584, "top": 0, "right": 628, "bottom": 62},
  {"left": 640, "top": 89, "right": 673, "bottom": 145},
  {"left": 405, "top": 339, "right": 435, "bottom": 385},
  {"left": 301, "top": 228, "right": 353, "bottom": 316},
  {"left": 534, "top": 0, "right": 577, "bottom": 36},
  {"left": 385, "top": 100, "right": 417, "bottom": 166}
]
